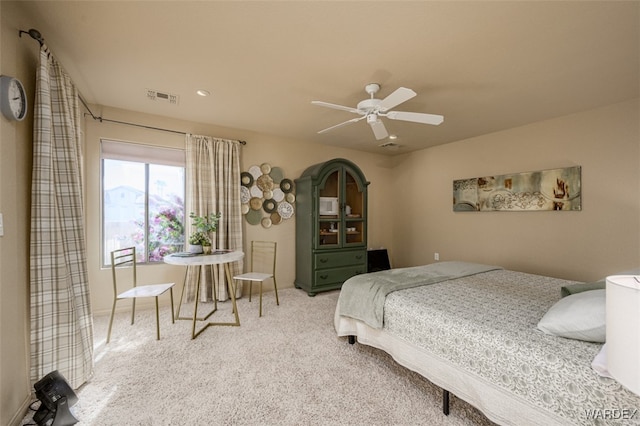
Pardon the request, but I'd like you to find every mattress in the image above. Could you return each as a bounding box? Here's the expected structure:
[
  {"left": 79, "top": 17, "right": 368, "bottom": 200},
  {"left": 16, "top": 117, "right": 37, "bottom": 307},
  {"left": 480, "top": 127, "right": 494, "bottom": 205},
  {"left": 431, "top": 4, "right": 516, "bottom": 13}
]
[{"left": 335, "top": 268, "right": 640, "bottom": 425}]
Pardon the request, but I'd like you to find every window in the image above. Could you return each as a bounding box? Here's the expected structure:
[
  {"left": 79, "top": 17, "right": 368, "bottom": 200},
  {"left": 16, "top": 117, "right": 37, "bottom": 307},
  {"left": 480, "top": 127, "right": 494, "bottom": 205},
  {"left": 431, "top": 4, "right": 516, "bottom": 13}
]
[{"left": 101, "top": 140, "right": 186, "bottom": 265}]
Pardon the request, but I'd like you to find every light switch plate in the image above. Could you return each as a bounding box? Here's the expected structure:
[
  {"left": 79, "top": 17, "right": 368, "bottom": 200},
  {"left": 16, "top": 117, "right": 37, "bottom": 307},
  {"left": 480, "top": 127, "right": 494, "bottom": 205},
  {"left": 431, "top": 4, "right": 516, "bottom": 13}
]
[{"left": 0, "top": 213, "right": 4, "bottom": 236}]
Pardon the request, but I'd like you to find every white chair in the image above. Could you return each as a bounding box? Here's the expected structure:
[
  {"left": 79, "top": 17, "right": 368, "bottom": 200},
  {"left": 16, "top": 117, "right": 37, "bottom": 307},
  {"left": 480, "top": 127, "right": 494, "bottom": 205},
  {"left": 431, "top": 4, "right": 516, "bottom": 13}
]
[
  {"left": 107, "top": 247, "right": 175, "bottom": 343},
  {"left": 233, "top": 241, "right": 279, "bottom": 317}
]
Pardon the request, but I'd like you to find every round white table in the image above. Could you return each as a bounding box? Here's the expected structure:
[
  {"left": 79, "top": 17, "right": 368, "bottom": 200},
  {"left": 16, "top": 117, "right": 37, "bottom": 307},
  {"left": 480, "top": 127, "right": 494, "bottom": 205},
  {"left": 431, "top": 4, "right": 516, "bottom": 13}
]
[{"left": 164, "top": 250, "right": 244, "bottom": 339}]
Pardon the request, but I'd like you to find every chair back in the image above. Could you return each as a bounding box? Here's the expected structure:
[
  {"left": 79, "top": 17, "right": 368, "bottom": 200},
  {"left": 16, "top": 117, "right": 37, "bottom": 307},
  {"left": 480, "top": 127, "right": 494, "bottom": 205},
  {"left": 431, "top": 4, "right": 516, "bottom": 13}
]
[
  {"left": 111, "top": 247, "right": 138, "bottom": 296},
  {"left": 250, "top": 241, "right": 277, "bottom": 275}
]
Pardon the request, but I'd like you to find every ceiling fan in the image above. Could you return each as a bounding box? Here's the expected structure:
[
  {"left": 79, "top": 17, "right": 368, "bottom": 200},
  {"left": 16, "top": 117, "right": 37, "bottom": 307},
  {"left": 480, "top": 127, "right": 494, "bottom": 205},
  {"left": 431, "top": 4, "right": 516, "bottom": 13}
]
[{"left": 312, "top": 83, "right": 444, "bottom": 140}]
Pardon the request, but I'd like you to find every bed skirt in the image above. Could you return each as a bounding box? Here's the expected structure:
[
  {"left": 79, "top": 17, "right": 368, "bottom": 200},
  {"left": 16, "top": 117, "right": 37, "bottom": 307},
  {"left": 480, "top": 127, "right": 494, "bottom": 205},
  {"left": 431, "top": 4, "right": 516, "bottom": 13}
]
[{"left": 335, "top": 312, "right": 566, "bottom": 426}]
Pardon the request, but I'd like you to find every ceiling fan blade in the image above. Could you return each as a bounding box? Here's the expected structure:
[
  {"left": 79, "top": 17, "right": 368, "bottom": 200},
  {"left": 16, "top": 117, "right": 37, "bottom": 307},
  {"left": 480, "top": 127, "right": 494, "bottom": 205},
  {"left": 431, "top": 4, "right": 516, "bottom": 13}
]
[
  {"left": 378, "top": 87, "right": 417, "bottom": 112},
  {"left": 311, "top": 100, "right": 360, "bottom": 114},
  {"left": 317, "top": 116, "right": 364, "bottom": 134},
  {"left": 369, "top": 118, "right": 389, "bottom": 140},
  {"left": 385, "top": 110, "right": 444, "bottom": 125}
]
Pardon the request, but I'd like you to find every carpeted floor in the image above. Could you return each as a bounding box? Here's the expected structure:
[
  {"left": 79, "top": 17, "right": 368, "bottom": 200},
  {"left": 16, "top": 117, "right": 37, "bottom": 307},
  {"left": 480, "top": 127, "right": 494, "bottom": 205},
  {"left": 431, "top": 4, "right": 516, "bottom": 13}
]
[{"left": 22, "top": 287, "right": 496, "bottom": 425}]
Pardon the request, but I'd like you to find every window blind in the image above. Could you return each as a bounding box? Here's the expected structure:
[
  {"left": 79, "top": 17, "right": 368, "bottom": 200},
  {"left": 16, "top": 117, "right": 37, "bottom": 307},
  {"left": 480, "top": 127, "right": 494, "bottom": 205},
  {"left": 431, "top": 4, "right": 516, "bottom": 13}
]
[{"left": 100, "top": 139, "right": 185, "bottom": 167}]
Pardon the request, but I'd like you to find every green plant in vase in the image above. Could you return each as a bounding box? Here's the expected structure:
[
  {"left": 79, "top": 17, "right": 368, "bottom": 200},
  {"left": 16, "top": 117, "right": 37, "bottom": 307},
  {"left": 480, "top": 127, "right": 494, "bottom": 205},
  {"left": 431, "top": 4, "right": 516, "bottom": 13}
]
[
  {"left": 188, "top": 212, "right": 220, "bottom": 254},
  {"left": 200, "top": 236, "right": 212, "bottom": 254}
]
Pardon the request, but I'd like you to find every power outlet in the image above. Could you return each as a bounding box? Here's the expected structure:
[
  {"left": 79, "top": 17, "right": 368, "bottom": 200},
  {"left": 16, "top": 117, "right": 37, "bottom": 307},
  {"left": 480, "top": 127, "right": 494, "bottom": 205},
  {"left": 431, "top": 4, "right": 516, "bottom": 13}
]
[{"left": 434, "top": 252, "right": 439, "bottom": 261}]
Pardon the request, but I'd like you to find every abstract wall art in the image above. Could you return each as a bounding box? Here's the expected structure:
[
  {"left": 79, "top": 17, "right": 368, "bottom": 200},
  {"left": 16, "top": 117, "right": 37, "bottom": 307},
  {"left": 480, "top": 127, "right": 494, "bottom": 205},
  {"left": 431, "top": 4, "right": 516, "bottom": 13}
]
[{"left": 453, "top": 166, "right": 581, "bottom": 212}]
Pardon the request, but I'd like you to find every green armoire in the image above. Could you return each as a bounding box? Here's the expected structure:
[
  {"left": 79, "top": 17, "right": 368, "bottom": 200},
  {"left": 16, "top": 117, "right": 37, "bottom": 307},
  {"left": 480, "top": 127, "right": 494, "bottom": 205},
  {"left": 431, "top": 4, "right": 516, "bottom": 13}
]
[{"left": 294, "top": 158, "right": 369, "bottom": 296}]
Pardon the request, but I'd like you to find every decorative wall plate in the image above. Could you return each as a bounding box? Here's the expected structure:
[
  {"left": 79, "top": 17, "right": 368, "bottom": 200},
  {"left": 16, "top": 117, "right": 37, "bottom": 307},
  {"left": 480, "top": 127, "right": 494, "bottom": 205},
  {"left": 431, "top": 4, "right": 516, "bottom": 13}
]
[
  {"left": 277, "top": 201, "right": 294, "bottom": 219},
  {"left": 250, "top": 197, "right": 262, "bottom": 210},
  {"left": 280, "top": 179, "right": 294, "bottom": 193},
  {"left": 272, "top": 188, "right": 285, "bottom": 202},
  {"left": 240, "top": 186, "right": 251, "bottom": 203},
  {"left": 256, "top": 174, "right": 274, "bottom": 191},
  {"left": 270, "top": 212, "right": 282, "bottom": 225},
  {"left": 241, "top": 172, "right": 254, "bottom": 187},
  {"left": 250, "top": 185, "right": 262, "bottom": 198},
  {"left": 263, "top": 198, "right": 277, "bottom": 213},
  {"left": 245, "top": 209, "right": 262, "bottom": 225},
  {"left": 269, "top": 167, "right": 284, "bottom": 184},
  {"left": 260, "top": 163, "right": 272, "bottom": 174},
  {"left": 248, "top": 165, "right": 262, "bottom": 179},
  {"left": 261, "top": 217, "right": 272, "bottom": 228}
]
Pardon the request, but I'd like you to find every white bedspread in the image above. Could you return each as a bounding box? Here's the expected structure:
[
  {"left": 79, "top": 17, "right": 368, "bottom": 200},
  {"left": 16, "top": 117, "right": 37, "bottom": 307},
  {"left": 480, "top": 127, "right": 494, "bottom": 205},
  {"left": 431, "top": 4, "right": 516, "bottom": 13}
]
[{"left": 335, "top": 268, "right": 640, "bottom": 426}]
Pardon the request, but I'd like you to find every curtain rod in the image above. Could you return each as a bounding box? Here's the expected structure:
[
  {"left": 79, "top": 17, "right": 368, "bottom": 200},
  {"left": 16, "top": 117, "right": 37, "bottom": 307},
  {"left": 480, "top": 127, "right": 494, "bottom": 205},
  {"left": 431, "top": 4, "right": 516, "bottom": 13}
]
[
  {"left": 20, "top": 28, "right": 247, "bottom": 145},
  {"left": 79, "top": 98, "right": 246, "bottom": 144}
]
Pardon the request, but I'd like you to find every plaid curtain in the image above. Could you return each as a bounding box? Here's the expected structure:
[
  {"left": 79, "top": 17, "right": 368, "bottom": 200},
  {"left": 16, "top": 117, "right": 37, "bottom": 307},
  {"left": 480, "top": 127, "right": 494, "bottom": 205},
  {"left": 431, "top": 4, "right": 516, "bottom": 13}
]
[
  {"left": 185, "top": 134, "right": 243, "bottom": 301},
  {"left": 30, "top": 46, "right": 94, "bottom": 389}
]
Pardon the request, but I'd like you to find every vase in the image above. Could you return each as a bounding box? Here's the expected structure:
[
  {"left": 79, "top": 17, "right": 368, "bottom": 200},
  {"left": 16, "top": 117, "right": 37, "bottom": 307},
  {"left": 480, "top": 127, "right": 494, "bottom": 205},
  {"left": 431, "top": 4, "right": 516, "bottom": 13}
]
[
  {"left": 188, "top": 244, "right": 203, "bottom": 254},
  {"left": 202, "top": 245, "right": 212, "bottom": 255}
]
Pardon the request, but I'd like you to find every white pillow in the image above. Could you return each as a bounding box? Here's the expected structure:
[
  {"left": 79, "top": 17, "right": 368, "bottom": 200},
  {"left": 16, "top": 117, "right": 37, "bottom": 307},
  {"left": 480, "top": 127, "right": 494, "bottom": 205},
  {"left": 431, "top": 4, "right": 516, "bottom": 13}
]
[{"left": 537, "top": 289, "right": 605, "bottom": 342}]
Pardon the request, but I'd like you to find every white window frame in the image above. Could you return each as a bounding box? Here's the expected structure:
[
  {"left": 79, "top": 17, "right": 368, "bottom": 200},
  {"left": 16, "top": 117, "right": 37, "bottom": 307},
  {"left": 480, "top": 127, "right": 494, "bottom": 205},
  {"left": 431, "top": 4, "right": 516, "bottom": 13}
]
[{"left": 100, "top": 139, "right": 186, "bottom": 266}]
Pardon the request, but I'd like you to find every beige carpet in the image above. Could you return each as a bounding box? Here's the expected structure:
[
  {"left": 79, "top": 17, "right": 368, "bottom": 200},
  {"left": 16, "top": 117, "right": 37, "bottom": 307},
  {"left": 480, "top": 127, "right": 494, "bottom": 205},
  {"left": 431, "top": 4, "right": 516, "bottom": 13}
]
[{"left": 22, "top": 287, "right": 495, "bottom": 426}]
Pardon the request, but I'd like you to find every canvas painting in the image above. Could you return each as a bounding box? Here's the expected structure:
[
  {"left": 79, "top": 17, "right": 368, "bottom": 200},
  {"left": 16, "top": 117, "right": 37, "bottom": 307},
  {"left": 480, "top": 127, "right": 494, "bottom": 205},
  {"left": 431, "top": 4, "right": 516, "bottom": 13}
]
[{"left": 453, "top": 166, "right": 581, "bottom": 212}]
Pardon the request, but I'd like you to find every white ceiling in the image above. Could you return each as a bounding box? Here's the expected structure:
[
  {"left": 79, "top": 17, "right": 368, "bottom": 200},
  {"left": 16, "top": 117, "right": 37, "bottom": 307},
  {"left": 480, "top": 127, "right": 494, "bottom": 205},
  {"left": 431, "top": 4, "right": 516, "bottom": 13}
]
[{"left": 16, "top": 1, "right": 639, "bottom": 155}]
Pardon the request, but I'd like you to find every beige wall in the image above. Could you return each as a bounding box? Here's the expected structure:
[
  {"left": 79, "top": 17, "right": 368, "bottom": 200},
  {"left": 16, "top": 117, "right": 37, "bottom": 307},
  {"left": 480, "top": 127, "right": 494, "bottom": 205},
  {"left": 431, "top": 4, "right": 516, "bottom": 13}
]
[
  {"left": 391, "top": 99, "right": 640, "bottom": 282},
  {"left": 85, "top": 106, "right": 396, "bottom": 315},
  {"left": 87, "top": 99, "right": 640, "bottom": 315},
  {"left": 0, "top": 2, "right": 38, "bottom": 425}
]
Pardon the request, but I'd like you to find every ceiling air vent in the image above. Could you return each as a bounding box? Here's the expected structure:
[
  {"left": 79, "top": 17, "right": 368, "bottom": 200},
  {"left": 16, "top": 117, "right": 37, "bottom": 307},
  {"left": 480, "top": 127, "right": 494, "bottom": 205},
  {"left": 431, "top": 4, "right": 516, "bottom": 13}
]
[
  {"left": 146, "top": 89, "right": 179, "bottom": 105},
  {"left": 379, "top": 141, "right": 401, "bottom": 150}
]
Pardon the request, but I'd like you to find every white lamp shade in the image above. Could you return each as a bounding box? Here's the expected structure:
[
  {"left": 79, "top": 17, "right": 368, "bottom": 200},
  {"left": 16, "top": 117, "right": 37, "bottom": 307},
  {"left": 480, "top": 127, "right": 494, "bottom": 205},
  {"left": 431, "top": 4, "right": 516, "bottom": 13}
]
[{"left": 606, "top": 275, "right": 640, "bottom": 396}]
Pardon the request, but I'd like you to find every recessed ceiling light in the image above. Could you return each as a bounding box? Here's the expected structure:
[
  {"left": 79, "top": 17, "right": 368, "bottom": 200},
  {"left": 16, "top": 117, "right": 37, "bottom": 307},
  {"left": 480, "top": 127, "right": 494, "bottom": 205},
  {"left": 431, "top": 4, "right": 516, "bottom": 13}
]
[
  {"left": 196, "top": 89, "right": 210, "bottom": 97},
  {"left": 389, "top": 134, "right": 398, "bottom": 140}
]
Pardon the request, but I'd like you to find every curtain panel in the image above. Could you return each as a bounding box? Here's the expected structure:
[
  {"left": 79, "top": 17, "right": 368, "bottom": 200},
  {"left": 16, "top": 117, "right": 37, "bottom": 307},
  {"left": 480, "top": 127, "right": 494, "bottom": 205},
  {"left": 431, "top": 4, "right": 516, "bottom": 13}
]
[
  {"left": 30, "top": 46, "right": 94, "bottom": 388},
  {"left": 185, "top": 134, "right": 243, "bottom": 302}
]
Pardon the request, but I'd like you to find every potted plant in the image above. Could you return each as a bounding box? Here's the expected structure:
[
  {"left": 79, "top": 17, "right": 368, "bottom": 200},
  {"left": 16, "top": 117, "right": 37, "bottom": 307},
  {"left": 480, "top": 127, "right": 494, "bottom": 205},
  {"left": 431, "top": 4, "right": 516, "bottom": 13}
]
[
  {"left": 188, "top": 212, "right": 220, "bottom": 254},
  {"left": 187, "top": 231, "right": 209, "bottom": 254},
  {"left": 201, "top": 240, "right": 212, "bottom": 254}
]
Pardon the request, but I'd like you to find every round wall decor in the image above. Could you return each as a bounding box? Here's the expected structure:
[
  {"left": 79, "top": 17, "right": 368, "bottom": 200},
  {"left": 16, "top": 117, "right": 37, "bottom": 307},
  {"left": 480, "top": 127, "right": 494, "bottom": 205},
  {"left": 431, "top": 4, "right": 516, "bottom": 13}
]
[{"left": 241, "top": 164, "right": 295, "bottom": 228}]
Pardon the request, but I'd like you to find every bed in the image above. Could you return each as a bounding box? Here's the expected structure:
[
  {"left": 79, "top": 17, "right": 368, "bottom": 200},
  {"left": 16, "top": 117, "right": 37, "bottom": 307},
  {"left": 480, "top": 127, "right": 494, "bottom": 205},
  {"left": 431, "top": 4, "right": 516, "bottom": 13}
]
[{"left": 334, "top": 261, "right": 640, "bottom": 426}]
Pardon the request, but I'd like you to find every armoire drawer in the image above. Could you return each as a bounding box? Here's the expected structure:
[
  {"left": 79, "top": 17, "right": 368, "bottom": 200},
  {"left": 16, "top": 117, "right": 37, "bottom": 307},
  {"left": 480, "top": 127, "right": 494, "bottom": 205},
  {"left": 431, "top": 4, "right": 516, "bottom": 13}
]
[
  {"left": 314, "top": 265, "right": 366, "bottom": 286},
  {"left": 314, "top": 250, "right": 366, "bottom": 270}
]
